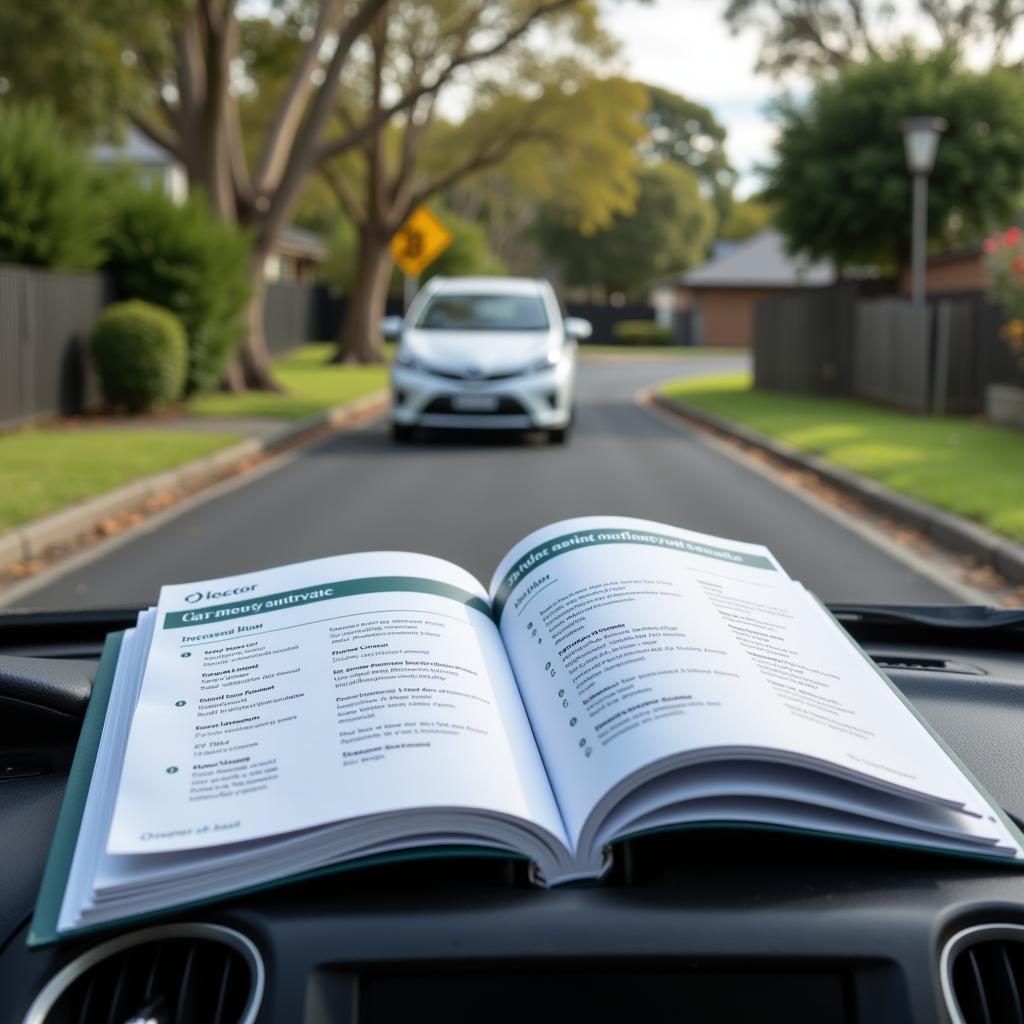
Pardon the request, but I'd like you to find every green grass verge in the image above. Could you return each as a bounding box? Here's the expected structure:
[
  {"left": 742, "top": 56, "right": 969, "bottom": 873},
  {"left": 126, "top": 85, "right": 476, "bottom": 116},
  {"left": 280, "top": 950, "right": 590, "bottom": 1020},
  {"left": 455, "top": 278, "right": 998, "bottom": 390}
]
[
  {"left": 659, "top": 372, "right": 1024, "bottom": 545},
  {"left": 581, "top": 345, "right": 748, "bottom": 359},
  {"left": 189, "top": 343, "right": 389, "bottom": 420},
  {"left": 0, "top": 429, "right": 244, "bottom": 533}
]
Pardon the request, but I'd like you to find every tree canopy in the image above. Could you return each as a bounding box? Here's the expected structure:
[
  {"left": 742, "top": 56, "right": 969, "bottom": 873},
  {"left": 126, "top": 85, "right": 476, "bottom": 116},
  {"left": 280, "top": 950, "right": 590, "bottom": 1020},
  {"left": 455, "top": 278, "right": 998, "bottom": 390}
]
[
  {"left": 537, "top": 161, "right": 716, "bottom": 296},
  {"left": 0, "top": 0, "right": 163, "bottom": 138},
  {"left": 764, "top": 51, "right": 1024, "bottom": 270},
  {"left": 720, "top": 197, "right": 774, "bottom": 240},
  {"left": 640, "top": 85, "right": 736, "bottom": 220},
  {"left": 723, "top": 0, "right": 1024, "bottom": 77},
  {"left": 311, "top": 1, "right": 647, "bottom": 359}
]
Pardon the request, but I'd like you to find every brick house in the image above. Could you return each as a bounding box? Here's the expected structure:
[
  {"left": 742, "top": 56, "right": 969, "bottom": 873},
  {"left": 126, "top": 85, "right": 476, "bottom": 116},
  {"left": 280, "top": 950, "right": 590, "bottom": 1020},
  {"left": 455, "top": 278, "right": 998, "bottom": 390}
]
[
  {"left": 651, "top": 230, "right": 835, "bottom": 347},
  {"left": 896, "top": 246, "right": 988, "bottom": 296}
]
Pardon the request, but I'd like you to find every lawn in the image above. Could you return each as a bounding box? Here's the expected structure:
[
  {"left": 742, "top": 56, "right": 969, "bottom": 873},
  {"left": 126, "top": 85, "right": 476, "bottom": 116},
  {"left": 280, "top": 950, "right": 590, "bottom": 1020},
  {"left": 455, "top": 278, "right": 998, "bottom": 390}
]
[
  {"left": 0, "top": 428, "right": 243, "bottom": 533},
  {"left": 189, "top": 343, "right": 390, "bottom": 420},
  {"left": 659, "top": 372, "right": 1024, "bottom": 544}
]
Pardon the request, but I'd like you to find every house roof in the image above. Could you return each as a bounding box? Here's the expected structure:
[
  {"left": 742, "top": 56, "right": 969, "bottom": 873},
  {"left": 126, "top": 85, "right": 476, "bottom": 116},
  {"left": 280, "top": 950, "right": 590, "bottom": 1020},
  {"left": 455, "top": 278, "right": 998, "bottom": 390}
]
[
  {"left": 275, "top": 226, "right": 328, "bottom": 262},
  {"left": 92, "top": 128, "right": 179, "bottom": 168},
  {"left": 682, "top": 230, "right": 835, "bottom": 289}
]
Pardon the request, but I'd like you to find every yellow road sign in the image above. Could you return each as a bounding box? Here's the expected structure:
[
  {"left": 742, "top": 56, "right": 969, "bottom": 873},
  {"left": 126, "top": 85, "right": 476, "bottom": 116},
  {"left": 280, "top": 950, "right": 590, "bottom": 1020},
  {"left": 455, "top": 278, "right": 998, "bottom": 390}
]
[{"left": 390, "top": 206, "right": 453, "bottom": 278}]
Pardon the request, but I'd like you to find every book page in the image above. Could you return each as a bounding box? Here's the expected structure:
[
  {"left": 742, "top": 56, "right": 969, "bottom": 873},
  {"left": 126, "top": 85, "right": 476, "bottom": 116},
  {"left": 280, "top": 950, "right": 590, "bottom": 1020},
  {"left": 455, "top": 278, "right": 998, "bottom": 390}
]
[
  {"left": 490, "top": 516, "right": 1016, "bottom": 850},
  {"left": 106, "top": 552, "right": 566, "bottom": 855}
]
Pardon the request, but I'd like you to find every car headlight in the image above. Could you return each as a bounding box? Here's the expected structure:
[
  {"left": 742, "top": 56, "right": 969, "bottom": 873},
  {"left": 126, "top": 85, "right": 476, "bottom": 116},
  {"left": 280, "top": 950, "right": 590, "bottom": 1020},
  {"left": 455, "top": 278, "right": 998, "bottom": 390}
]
[
  {"left": 528, "top": 350, "right": 561, "bottom": 374},
  {"left": 394, "top": 347, "right": 419, "bottom": 369}
]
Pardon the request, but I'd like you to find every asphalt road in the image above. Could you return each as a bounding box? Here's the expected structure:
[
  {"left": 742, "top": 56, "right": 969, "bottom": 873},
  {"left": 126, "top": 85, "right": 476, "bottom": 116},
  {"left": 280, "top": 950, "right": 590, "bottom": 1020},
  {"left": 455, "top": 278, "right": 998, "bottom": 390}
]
[{"left": 21, "top": 355, "right": 953, "bottom": 610}]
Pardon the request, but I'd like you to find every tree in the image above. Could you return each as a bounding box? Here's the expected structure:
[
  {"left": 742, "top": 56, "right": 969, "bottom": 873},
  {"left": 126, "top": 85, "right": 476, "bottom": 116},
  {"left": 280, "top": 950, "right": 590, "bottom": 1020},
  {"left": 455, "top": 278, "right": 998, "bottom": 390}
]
[
  {"left": 442, "top": 76, "right": 647, "bottom": 274},
  {"left": 0, "top": 0, "right": 159, "bottom": 139},
  {"left": 319, "top": 2, "right": 646, "bottom": 362},
  {"left": 0, "top": 0, "right": 583, "bottom": 388},
  {"left": 764, "top": 51, "right": 1024, "bottom": 271},
  {"left": 323, "top": 202, "right": 504, "bottom": 294},
  {"left": 723, "top": 0, "right": 1024, "bottom": 77},
  {"left": 537, "top": 162, "right": 716, "bottom": 296},
  {"left": 640, "top": 86, "right": 736, "bottom": 220},
  {"left": 723, "top": 0, "right": 887, "bottom": 75},
  {"left": 0, "top": 104, "right": 109, "bottom": 269},
  {"left": 720, "top": 197, "right": 774, "bottom": 240}
]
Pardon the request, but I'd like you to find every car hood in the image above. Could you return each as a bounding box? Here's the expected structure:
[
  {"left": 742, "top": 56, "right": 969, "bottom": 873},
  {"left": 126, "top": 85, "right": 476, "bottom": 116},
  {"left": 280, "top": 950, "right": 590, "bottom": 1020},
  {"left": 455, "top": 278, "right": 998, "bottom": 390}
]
[{"left": 402, "top": 329, "right": 559, "bottom": 375}]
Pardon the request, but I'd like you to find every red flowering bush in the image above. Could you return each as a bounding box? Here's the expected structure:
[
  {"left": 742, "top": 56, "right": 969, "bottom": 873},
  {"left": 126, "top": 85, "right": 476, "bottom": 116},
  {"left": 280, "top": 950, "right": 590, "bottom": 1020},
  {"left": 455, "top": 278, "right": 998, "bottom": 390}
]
[{"left": 985, "top": 226, "right": 1024, "bottom": 371}]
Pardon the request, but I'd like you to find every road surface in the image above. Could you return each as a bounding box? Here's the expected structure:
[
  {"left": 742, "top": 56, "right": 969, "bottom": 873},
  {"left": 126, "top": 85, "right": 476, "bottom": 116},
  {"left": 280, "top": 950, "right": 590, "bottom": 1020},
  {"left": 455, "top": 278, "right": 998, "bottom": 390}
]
[{"left": 19, "top": 355, "right": 954, "bottom": 610}]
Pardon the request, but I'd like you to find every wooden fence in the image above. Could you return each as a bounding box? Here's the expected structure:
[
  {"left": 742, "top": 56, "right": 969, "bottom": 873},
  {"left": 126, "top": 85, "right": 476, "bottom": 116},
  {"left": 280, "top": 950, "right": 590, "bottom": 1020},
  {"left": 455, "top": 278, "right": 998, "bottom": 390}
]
[
  {"left": 0, "top": 265, "right": 667, "bottom": 428},
  {"left": 754, "top": 286, "right": 1019, "bottom": 414},
  {"left": 853, "top": 299, "right": 933, "bottom": 412},
  {"left": 0, "top": 264, "right": 109, "bottom": 429},
  {"left": 753, "top": 285, "right": 857, "bottom": 395}
]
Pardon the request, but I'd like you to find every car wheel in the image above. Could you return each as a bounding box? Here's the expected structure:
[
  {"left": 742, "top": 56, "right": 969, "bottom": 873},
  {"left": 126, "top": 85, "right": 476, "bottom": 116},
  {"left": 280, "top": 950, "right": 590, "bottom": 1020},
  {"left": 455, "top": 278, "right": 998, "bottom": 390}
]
[
  {"left": 548, "top": 425, "right": 570, "bottom": 444},
  {"left": 392, "top": 423, "right": 415, "bottom": 443}
]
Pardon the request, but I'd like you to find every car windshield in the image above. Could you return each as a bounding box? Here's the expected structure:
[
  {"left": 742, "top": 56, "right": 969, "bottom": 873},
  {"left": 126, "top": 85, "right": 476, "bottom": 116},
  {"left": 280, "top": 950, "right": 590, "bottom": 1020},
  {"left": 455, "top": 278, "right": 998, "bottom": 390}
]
[
  {"left": 0, "top": 1, "right": 1021, "bottom": 617},
  {"left": 415, "top": 294, "right": 550, "bottom": 332}
]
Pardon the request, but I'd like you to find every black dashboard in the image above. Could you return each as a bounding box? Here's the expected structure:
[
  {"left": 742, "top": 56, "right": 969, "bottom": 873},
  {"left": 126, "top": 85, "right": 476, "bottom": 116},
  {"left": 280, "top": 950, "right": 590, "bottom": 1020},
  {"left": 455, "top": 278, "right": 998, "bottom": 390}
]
[{"left": 3, "top": 606, "right": 1024, "bottom": 1024}]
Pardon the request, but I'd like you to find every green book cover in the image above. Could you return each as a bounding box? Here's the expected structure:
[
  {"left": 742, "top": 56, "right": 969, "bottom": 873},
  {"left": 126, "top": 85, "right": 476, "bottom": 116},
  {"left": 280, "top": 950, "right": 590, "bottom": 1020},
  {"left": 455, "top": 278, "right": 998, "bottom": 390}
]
[{"left": 29, "top": 631, "right": 125, "bottom": 947}]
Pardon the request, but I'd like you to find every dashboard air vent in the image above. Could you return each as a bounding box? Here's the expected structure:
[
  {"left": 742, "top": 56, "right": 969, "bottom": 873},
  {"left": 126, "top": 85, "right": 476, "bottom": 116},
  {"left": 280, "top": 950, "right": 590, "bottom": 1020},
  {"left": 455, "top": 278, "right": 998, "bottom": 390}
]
[
  {"left": 22, "top": 922, "right": 263, "bottom": 1024},
  {"left": 942, "top": 924, "right": 1024, "bottom": 1024}
]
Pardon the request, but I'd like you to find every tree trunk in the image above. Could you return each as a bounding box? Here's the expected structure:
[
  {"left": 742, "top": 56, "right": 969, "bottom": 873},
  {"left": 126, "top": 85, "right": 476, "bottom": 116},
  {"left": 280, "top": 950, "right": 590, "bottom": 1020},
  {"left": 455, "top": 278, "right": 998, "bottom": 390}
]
[
  {"left": 334, "top": 226, "right": 393, "bottom": 364},
  {"left": 226, "top": 261, "right": 284, "bottom": 392}
]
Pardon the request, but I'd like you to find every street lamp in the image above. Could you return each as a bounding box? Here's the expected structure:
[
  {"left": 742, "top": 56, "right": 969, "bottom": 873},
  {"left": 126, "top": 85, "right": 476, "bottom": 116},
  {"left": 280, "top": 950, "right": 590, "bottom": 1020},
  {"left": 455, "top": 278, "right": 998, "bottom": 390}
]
[{"left": 899, "top": 116, "right": 947, "bottom": 306}]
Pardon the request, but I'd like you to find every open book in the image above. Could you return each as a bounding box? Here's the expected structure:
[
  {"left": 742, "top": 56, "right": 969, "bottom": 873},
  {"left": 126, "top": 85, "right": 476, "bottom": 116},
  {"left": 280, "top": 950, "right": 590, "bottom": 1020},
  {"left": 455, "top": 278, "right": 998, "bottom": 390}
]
[{"left": 31, "top": 516, "right": 1024, "bottom": 944}]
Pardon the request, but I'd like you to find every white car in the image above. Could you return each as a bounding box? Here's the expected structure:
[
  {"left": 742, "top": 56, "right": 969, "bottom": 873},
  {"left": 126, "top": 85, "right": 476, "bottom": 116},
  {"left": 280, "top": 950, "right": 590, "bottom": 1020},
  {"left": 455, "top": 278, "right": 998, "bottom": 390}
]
[{"left": 384, "top": 277, "right": 591, "bottom": 444}]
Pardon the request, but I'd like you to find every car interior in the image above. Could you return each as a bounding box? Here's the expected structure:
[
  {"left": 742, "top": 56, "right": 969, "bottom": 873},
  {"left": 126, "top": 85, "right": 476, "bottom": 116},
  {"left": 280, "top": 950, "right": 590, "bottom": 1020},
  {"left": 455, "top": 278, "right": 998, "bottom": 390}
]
[{"left": 3, "top": 604, "right": 1024, "bottom": 1023}]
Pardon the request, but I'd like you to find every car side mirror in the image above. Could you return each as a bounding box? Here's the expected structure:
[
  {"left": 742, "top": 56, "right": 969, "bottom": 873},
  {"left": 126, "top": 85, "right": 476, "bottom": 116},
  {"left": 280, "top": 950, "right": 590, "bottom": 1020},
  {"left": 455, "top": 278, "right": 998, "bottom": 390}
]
[
  {"left": 379, "top": 315, "right": 405, "bottom": 341},
  {"left": 564, "top": 317, "right": 593, "bottom": 341}
]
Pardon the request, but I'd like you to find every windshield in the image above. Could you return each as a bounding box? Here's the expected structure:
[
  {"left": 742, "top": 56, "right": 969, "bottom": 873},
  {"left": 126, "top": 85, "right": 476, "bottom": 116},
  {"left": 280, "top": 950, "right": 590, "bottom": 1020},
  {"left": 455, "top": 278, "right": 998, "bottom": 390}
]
[
  {"left": 415, "top": 294, "right": 550, "bottom": 332},
  {"left": 0, "top": 0, "right": 1020, "bottom": 615}
]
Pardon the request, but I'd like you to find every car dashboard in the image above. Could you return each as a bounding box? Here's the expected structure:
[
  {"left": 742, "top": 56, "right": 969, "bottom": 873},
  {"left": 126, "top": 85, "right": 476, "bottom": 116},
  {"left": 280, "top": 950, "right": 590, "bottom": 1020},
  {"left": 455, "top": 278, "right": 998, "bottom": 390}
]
[{"left": 3, "top": 606, "right": 1024, "bottom": 1023}]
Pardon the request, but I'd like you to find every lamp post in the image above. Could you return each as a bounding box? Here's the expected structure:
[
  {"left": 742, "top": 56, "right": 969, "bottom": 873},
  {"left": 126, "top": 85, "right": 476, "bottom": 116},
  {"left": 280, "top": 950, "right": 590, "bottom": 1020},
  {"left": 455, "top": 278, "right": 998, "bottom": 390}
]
[{"left": 899, "top": 116, "right": 947, "bottom": 307}]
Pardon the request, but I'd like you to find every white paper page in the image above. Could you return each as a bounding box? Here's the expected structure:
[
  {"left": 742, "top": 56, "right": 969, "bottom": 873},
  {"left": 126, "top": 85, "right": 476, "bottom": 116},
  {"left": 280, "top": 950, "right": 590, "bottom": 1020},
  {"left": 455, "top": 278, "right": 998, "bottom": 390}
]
[
  {"left": 60, "top": 611, "right": 156, "bottom": 933},
  {"left": 106, "top": 551, "right": 566, "bottom": 855},
  {"left": 490, "top": 516, "right": 1016, "bottom": 852}
]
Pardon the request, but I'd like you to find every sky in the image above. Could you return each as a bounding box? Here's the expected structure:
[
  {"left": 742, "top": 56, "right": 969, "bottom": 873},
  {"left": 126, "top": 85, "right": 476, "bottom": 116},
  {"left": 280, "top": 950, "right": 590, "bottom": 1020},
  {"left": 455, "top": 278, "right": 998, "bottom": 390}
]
[
  {"left": 598, "top": 0, "right": 780, "bottom": 196},
  {"left": 598, "top": 0, "right": 1015, "bottom": 197}
]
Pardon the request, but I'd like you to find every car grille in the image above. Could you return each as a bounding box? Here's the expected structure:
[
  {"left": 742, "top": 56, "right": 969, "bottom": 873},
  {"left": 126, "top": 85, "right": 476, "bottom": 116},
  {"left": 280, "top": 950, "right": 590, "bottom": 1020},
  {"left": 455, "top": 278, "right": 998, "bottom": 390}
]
[
  {"left": 425, "top": 366, "right": 523, "bottom": 381},
  {"left": 422, "top": 397, "right": 528, "bottom": 416}
]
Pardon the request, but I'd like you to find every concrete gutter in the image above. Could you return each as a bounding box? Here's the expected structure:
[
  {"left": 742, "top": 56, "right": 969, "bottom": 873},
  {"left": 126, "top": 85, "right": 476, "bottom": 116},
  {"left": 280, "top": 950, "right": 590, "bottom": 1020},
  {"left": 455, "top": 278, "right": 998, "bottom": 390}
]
[
  {"left": 651, "top": 391, "right": 1024, "bottom": 587},
  {"left": 0, "top": 391, "right": 387, "bottom": 570}
]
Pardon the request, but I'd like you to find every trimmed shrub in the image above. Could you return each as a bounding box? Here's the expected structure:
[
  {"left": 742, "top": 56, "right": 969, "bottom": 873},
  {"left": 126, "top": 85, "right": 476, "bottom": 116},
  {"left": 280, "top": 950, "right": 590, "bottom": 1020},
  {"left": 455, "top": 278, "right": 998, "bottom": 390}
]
[
  {"left": 102, "top": 187, "right": 249, "bottom": 393},
  {"left": 0, "top": 104, "right": 108, "bottom": 269},
  {"left": 612, "top": 320, "right": 672, "bottom": 345},
  {"left": 91, "top": 300, "right": 188, "bottom": 412}
]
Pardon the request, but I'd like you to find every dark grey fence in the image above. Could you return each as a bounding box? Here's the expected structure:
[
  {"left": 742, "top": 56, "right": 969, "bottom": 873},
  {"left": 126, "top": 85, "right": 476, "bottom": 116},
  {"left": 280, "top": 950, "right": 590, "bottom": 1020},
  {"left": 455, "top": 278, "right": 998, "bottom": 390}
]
[
  {"left": 753, "top": 285, "right": 857, "bottom": 395},
  {"left": 262, "top": 288, "right": 663, "bottom": 353},
  {"left": 565, "top": 302, "right": 655, "bottom": 344},
  {"left": 853, "top": 299, "right": 933, "bottom": 412},
  {"left": 263, "top": 282, "right": 320, "bottom": 355},
  {"left": 754, "top": 286, "right": 1018, "bottom": 414},
  {"left": 671, "top": 310, "right": 695, "bottom": 347},
  {"left": 0, "top": 265, "right": 669, "bottom": 427},
  {"left": 263, "top": 285, "right": 406, "bottom": 354},
  {"left": 0, "top": 264, "right": 109, "bottom": 429}
]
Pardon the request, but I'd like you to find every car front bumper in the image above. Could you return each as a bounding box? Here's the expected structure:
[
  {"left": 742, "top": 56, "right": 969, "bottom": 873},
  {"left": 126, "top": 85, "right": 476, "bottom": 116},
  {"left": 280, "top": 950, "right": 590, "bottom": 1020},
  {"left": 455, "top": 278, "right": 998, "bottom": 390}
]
[{"left": 390, "top": 360, "right": 574, "bottom": 430}]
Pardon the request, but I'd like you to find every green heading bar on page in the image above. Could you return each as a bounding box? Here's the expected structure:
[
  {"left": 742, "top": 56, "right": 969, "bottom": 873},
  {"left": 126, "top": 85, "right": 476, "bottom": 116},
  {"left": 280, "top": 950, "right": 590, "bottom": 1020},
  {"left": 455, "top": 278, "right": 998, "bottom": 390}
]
[
  {"left": 493, "top": 528, "right": 776, "bottom": 621},
  {"left": 162, "top": 576, "right": 491, "bottom": 630}
]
